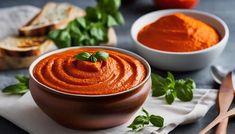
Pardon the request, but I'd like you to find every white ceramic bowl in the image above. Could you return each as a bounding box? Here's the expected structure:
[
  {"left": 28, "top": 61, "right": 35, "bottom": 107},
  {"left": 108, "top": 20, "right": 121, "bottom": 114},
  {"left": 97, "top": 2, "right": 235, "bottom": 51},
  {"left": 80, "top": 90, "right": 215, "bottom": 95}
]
[{"left": 131, "top": 9, "right": 229, "bottom": 71}]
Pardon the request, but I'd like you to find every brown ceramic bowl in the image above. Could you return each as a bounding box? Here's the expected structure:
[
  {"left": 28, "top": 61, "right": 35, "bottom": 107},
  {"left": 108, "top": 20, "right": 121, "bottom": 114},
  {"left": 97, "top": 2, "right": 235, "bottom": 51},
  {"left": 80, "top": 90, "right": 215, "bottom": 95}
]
[{"left": 29, "top": 46, "right": 151, "bottom": 130}]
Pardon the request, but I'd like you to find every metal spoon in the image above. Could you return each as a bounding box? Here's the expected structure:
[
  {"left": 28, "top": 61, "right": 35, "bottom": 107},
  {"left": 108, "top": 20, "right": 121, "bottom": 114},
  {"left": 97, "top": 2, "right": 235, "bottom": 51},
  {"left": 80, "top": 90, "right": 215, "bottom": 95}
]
[{"left": 210, "top": 65, "right": 230, "bottom": 84}]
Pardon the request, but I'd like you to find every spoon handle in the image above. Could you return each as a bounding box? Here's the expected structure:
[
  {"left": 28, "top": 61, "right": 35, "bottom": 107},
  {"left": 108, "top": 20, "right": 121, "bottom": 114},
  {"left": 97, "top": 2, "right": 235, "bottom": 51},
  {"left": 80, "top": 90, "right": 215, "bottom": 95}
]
[
  {"left": 215, "top": 118, "right": 228, "bottom": 134},
  {"left": 199, "top": 108, "right": 235, "bottom": 134},
  {"left": 215, "top": 72, "right": 234, "bottom": 134}
]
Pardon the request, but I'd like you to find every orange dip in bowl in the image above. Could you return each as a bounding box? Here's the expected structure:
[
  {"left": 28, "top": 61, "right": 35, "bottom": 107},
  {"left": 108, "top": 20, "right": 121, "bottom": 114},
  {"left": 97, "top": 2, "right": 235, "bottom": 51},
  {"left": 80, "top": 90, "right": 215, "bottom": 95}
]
[
  {"left": 137, "top": 13, "right": 220, "bottom": 52},
  {"left": 33, "top": 48, "right": 147, "bottom": 95}
]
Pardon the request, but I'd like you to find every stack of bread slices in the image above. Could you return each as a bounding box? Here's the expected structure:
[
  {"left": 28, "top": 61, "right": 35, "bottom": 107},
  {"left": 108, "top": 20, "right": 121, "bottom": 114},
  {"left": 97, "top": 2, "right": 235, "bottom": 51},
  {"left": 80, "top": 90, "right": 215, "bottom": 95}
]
[{"left": 0, "top": 2, "right": 116, "bottom": 70}]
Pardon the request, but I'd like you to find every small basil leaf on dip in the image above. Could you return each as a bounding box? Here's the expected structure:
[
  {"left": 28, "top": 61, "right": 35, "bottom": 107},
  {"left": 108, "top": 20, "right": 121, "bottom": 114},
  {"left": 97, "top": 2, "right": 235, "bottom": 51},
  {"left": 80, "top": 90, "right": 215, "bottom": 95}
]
[
  {"left": 95, "top": 51, "right": 109, "bottom": 60},
  {"left": 74, "top": 51, "right": 109, "bottom": 63},
  {"left": 90, "top": 55, "right": 98, "bottom": 63},
  {"left": 73, "top": 52, "right": 92, "bottom": 61},
  {"left": 149, "top": 115, "right": 164, "bottom": 127}
]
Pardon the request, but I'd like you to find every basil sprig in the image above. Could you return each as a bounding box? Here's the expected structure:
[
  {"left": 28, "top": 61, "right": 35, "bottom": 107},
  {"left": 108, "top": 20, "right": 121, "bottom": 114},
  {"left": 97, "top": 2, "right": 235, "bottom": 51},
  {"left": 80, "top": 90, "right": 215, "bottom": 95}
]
[
  {"left": 2, "top": 75, "right": 29, "bottom": 95},
  {"left": 73, "top": 51, "right": 109, "bottom": 63},
  {"left": 48, "top": 0, "right": 124, "bottom": 48},
  {"left": 152, "top": 72, "right": 196, "bottom": 104},
  {"left": 128, "top": 108, "right": 164, "bottom": 132}
]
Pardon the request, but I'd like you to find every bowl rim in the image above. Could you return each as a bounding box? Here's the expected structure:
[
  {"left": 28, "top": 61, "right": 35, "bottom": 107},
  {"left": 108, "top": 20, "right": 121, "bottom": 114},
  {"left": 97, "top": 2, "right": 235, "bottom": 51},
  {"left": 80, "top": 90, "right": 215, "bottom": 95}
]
[
  {"left": 29, "top": 46, "right": 151, "bottom": 97},
  {"left": 131, "top": 9, "right": 229, "bottom": 55}
]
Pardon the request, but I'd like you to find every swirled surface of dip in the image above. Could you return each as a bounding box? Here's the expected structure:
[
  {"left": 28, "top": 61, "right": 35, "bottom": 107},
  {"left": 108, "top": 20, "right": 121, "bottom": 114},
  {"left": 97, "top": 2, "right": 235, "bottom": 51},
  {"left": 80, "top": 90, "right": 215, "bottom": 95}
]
[{"left": 33, "top": 48, "right": 147, "bottom": 95}]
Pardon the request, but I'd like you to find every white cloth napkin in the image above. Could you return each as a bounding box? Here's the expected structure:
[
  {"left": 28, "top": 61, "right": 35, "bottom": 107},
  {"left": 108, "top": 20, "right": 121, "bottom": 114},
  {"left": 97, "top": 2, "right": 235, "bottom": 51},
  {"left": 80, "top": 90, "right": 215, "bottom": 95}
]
[{"left": 0, "top": 89, "right": 217, "bottom": 134}]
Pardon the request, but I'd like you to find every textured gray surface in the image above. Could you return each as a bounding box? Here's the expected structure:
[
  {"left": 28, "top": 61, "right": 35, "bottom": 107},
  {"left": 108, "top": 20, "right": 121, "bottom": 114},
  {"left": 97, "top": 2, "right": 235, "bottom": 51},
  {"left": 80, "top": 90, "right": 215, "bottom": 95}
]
[{"left": 0, "top": 0, "right": 235, "bottom": 134}]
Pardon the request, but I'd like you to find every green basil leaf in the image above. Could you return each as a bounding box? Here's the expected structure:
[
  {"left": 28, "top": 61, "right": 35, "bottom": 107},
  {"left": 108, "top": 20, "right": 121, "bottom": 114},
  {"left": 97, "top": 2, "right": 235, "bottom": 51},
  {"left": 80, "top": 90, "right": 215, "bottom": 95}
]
[
  {"left": 2, "top": 83, "right": 28, "bottom": 95},
  {"left": 142, "top": 108, "right": 150, "bottom": 118},
  {"left": 128, "top": 124, "right": 144, "bottom": 132},
  {"left": 185, "top": 79, "right": 196, "bottom": 89},
  {"left": 149, "top": 115, "right": 164, "bottom": 127},
  {"left": 48, "top": 29, "right": 61, "bottom": 40},
  {"left": 107, "top": 15, "right": 118, "bottom": 27},
  {"left": 166, "top": 72, "right": 175, "bottom": 89},
  {"left": 107, "top": 0, "right": 121, "bottom": 11},
  {"left": 76, "top": 17, "right": 86, "bottom": 29},
  {"left": 88, "top": 38, "right": 98, "bottom": 46},
  {"left": 130, "top": 115, "right": 149, "bottom": 125},
  {"left": 152, "top": 72, "right": 195, "bottom": 104},
  {"left": 97, "top": 0, "right": 121, "bottom": 12},
  {"left": 15, "top": 75, "right": 29, "bottom": 85},
  {"left": 71, "top": 36, "right": 80, "bottom": 46},
  {"left": 90, "top": 26, "right": 104, "bottom": 41},
  {"left": 112, "top": 0, "right": 121, "bottom": 10},
  {"left": 95, "top": 51, "right": 109, "bottom": 60},
  {"left": 57, "top": 30, "right": 71, "bottom": 48},
  {"left": 175, "top": 79, "right": 194, "bottom": 102},
  {"left": 165, "top": 89, "right": 175, "bottom": 104},
  {"left": 112, "top": 11, "right": 125, "bottom": 25},
  {"left": 69, "top": 21, "right": 81, "bottom": 35},
  {"left": 86, "top": 7, "right": 102, "bottom": 22},
  {"left": 128, "top": 108, "right": 164, "bottom": 132},
  {"left": 73, "top": 52, "right": 91, "bottom": 61},
  {"left": 79, "top": 32, "right": 90, "bottom": 43},
  {"left": 90, "top": 55, "right": 98, "bottom": 63},
  {"left": 151, "top": 73, "right": 166, "bottom": 97},
  {"left": 83, "top": 39, "right": 90, "bottom": 46}
]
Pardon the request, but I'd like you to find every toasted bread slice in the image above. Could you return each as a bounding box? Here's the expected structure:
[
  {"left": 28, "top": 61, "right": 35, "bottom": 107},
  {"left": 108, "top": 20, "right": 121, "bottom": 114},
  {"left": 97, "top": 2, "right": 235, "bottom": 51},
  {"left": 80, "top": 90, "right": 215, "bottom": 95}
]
[
  {"left": 19, "top": 2, "right": 85, "bottom": 36},
  {"left": 0, "top": 37, "right": 55, "bottom": 70}
]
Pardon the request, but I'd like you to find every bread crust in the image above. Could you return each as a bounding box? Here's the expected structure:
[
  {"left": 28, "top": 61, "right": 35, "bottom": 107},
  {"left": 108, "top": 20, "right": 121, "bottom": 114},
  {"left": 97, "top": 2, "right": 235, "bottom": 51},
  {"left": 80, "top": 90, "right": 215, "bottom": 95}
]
[
  {"left": 19, "top": 2, "right": 84, "bottom": 36},
  {"left": 0, "top": 40, "right": 55, "bottom": 70}
]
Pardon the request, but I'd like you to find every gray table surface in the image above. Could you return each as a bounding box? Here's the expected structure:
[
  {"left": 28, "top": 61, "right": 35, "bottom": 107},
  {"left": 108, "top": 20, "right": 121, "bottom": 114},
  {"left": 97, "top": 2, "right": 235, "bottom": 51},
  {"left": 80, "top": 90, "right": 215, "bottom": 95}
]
[{"left": 0, "top": 0, "right": 235, "bottom": 134}]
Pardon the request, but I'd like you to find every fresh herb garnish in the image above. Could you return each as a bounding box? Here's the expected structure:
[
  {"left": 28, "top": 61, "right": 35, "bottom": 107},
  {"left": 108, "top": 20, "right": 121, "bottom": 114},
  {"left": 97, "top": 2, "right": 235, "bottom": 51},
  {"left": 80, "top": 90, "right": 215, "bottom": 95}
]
[
  {"left": 2, "top": 75, "right": 29, "bottom": 95},
  {"left": 152, "top": 72, "right": 196, "bottom": 104},
  {"left": 48, "top": 0, "right": 124, "bottom": 48},
  {"left": 95, "top": 51, "right": 109, "bottom": 60},
  {"left": 73, "top": 52, "right": 92, "bottom": 61},
  {"left": 73, "top": 51, "right": 109, "bottom": 63},
  {"left": 128, "top": 108, "right": 164, "bottom": 132}
]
